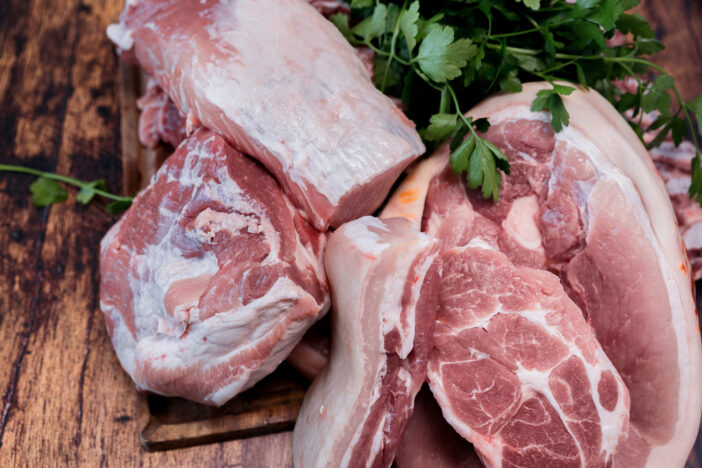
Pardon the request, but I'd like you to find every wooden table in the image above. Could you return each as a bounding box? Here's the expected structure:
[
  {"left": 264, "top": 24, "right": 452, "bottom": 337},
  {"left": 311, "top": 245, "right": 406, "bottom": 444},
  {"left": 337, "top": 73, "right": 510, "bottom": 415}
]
[{"left": 0, "top": 1, "right": 700, "bottom": 466}]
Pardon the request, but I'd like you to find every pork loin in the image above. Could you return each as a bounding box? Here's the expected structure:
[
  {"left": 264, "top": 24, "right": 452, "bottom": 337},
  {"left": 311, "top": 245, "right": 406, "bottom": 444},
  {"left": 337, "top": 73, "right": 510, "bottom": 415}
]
[
  {"left": 107, "top": 0, "right": 424, "bottom": 230},
  {"left": 292, "top": 216, "right": 440, "bottom": 468},
  {"left": 99, "top": 128, "right": 329, "bottom": 405},
  {"left": 384, "top": 82, "right": 702, "bottom": 467}
]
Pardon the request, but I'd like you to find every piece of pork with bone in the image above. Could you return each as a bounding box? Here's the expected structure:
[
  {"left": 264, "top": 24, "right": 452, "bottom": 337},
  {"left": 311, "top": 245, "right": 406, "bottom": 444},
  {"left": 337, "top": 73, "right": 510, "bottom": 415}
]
[
  {"left": 382, "top": 82, "right": 702, "bottom": 467},
  {"left": 99, "top": 128, "right": 329, "bottom": 406}
]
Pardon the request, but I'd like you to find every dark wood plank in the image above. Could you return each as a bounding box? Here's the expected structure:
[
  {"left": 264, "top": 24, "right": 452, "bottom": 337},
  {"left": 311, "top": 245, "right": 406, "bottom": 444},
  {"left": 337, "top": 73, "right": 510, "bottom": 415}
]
[{"left": 636, "top": 0, "right": 702, "bottom": 102}]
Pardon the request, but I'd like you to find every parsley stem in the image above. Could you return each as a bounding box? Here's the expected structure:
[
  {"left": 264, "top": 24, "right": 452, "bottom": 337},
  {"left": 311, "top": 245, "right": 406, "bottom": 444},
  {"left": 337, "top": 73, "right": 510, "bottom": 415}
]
[
  {"left": 490, "top": 27, "right": 541, "bottom": 39},
  {"left": 446, "top": 84, "right": 478, "bottom": 138},
  {"left": 485, "top": 43, "right": 540, "bottom": 56},
  {"left": 381, "top": 1, "right": 407, "bottom": 92},
  {"left": 0, "top": 164, "right": 133, "bottom": 202},
  {"left": 364, "top": 41, "right": 411, "bottom": 66}
]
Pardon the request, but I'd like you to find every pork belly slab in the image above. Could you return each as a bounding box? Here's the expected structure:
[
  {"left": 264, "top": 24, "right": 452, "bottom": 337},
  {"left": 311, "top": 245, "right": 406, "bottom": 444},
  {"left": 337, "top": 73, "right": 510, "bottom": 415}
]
[
  {"left": 384, "top": 83, "right": 702, "bottom": 467},
  {"left": 99, "top": 128, "right": 329, "bottom": 405},
  {"left": 293, "top": 217, "right": 440, "bottom": 468},
  {"left": 107, "top": 0, "right": 425, "bottom": 230}
]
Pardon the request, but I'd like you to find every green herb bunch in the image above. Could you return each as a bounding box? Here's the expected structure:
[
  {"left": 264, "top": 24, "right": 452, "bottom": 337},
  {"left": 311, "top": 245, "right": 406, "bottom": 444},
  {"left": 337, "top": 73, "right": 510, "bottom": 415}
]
[{"left": 333, "top": 0, "right": 702, "bottom": 203}]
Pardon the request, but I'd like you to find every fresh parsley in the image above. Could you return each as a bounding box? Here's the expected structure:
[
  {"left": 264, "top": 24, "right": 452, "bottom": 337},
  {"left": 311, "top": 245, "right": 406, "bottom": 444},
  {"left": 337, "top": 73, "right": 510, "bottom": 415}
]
[
  {"left": 0, "top": 164, "right": 133, "bottom": 214},
  {"left": 336, "top": 0, "right": 702, "bottom": 204}
]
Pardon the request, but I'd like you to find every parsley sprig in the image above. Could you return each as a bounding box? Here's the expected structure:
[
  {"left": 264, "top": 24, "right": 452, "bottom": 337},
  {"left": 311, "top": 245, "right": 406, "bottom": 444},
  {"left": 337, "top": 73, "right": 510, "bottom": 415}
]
[
  {"left": 0, "top": 164, "right": 133, "bottom": 214},
  {"left": 334, "top": 0, "right": 702, "bottom": 204}
]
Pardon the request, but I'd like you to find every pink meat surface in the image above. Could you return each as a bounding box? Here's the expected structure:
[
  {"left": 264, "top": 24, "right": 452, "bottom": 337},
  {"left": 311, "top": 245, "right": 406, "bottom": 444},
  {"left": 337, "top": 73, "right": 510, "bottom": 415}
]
[
  {"left": 429, "top": 242, "right": 629, "bottom": 467},
  {"left": 293, "top": 216, "right": 440, "bottom": 468},
  {"left": 99, "top": 128, "right": 329, "bottom": 405},
  {"left": 108, "top": 0, "right": 424, "bottom": 230},
  {"left": 137, "top": 77, "right": 187, "bottom": 148}
]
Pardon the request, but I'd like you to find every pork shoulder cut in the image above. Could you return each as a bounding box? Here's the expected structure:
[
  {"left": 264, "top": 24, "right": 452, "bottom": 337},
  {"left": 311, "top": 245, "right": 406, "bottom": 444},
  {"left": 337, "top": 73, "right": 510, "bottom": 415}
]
[
  {"left": 99, "top": 128, "right": 329, "bottom": 405},
  {"left": 384, "top": 82, "right": 702, "bottom": 467},
  {"left": 107, "top": 0, "right": 424, "bottom": 230},
  {"left": 293, "top": 216, "right": 440, "bottom": 468},
  {"left": 431, "top": 240, "right": 630, "bottom": 467}
]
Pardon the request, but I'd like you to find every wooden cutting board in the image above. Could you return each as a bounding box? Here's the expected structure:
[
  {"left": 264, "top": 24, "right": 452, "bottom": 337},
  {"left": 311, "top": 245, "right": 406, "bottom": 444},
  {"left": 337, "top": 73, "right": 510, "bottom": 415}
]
[{"left": 118, "top": 60, "right": 309, "bottom": 451}]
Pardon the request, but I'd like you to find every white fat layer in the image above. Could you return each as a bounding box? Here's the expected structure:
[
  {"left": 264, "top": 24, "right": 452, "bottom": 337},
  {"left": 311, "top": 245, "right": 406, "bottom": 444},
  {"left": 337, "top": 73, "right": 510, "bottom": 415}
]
[
  {"left": 380, "top": 235, "right": 437, "bottom": 359},
  {"left": 101, "top": 302, "right": 137, "bottom": 378},
  {"left": 465, "top": 237, "right": 495, "bottom": 251},
  {"left": 342, "top": 216, "right": 391, "bottom": 257},
  {"left": 106, "top": 23, "right": 134, "bottom": 51}
]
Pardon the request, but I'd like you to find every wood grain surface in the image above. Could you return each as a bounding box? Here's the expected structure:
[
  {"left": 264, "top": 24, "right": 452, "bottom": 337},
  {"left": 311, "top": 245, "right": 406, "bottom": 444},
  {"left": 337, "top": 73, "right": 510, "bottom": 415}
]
[{"left": 0, "top": 1, "right": 700, "bottom": 466}]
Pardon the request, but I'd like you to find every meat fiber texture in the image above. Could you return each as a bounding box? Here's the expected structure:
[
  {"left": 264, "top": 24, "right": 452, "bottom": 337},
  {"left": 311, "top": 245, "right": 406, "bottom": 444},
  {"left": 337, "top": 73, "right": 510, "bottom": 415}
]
[
  {"left": 431, "top": 241, "right": 630, "bottom": 467},
  {"left": 107, "top": 0, "right": 425, "bottom": 230},
  {"left": 99, "top": 128, "right": 330, "bottom": 406},
  {"left": 384, "top": 83, "right": 702, "bottom": 467},
  {"left": 293, "top": 216, "right": 441, "bottom": 468}
]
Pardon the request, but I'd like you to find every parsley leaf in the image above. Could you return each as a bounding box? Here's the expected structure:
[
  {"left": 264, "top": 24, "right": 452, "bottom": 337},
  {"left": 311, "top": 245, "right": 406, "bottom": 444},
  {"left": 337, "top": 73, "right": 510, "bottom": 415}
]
[
  {"left": 330, "top": 14, "right": 356, "bottom": 44},
  {"left": 350, "top": 0, "right": 373, "bottom": 8},
  {"left": 515, "top": 0, "right": 541, "bottom": 10},
  {"left": 30, "top": 177, "right": 68, "bottom": 207},
  {"left": 353, "top": 4, "right": 388, "bottom": 42},
  {"left": 107, "top": 200, "right": 132, "bottom": 215},
  {"left": 641, "top": 75, "right": 674, "bottom": 114},
  {"left": 531, "top": 85, "right": 575, "bottom": 132},
  {"left": 416, "top": 25, "right": 477, "bottom": 83},
  {"left": 76, "top": 179, "right": 108, "bottom": 205},
  {"left": 400, "top": 1, "right": 420, "bottom": 53},
  {"left": 687, "top": 95, "right": 702, "bottom": 136},
  {"left": 424, "top": 113, "right": 459, "bottom": 141}
]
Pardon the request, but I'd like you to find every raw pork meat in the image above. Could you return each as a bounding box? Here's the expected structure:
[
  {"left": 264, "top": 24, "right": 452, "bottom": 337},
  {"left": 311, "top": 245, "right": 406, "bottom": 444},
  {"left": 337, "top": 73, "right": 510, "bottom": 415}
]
[
  {"left": 107, "top": 0, "right": 424, "bottom": 230},
  {"left": 430, "top": 242, "right": 629, "bottom": 467},
  {"left": 293, "top": 216, "right": 440, "bottom": 468},
  {"left": 384, "top": 83, "right": 702, "bottom": 467},
  {"left": 650, "top": 141, "right": 702, "bottom": 279},
  {"left": 99, "top": 128, "right": 329, "bottom": 405},
  {"left": 395, "top": 386, "right": 484, "bottom": 468},
  {"left": 137, "top": 77, "right": 187, "bottom": 149}
]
